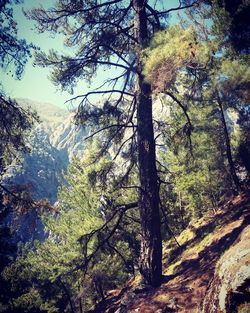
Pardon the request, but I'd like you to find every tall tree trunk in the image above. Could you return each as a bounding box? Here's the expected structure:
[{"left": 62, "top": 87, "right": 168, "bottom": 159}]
[
  {"left": 216, "top": 92, "right": 241, "bottom": 192},
  {"left": 133, "top": 0, "right": 162, "bottom": 287}
]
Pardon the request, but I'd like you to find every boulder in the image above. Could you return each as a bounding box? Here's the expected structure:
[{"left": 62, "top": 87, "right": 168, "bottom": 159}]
[{"left": 202, "top": 224, "right": 250, "bottom": 313}]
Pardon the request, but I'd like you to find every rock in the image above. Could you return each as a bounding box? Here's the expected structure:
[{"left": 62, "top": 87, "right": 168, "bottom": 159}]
[
  {"left": 3, "top": 98, "right": 88, "bottom": 203},
  {"left": 202, "top": 225, "right": 250, "bottom": 313},
  {"left": 1, "top": 98, "right": 88, "bottom": 248}
]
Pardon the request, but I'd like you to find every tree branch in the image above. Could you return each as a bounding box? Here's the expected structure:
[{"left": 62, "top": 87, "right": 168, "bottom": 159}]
[
  {"left": 67, "top": 89, "right": 135, "bottom": 104},
  {"left": 159, "top": 199, "right": 181, "bottom": 248},
  {"left": 83, "top": 124, "right": 135, "bottom": 141},
  {"left": 165, "top": 92, "right": 194, "bottom": 158},
  {"left": 146, "top": 4, "right": 160, "bottom": 31},
  {"left": 149, "top": 1, "right": 198, "bottom": 17},
  {"left": 51, "top": 0, "right": 123, "bottom": 15},
  {"left": 107, "top": 241, "right": 133, "bottom": 273},
  {"left": 0, "top": 183, "right": 36, "bottom": 208},
  {"left": 112, "top": 129, "right": 137, "bottom": 161},
  {"left": 77, "top": 201, "right": 138, "bottom": 274}
]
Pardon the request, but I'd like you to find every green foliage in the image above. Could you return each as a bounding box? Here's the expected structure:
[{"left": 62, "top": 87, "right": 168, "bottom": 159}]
[
  {"left": 0, "top": 0, "right": 38, "bottom": 177},
  {"left": 159, "top": 98, "right": 230, "bottom": 223},
  {"left": 143, "top": 25, "right": 217, "bottom": 92},
  {"left": 2, "top": 2, "right": 250, "bottom": 311},
  {"left": 209, "top": 0, "right": 250, "bottom": 53},
  {"left": 27, "top": 0, "right": 135, "bottom": 92},
  {"left": 143, "top": 10, "right": 249, "bottom": 222},
  {"left": 0, "top": 95, "right": 39, "bottom": 312},
  {"left": 0, "top": 0, "right": 35, "bottom": 79},
  {"left": 1, "top": 142, "right": 140, "bottom": 312},
  {"left": 0, "top": 96, "right": 39, "bottom": 176},
  {"left": 216, "top": 58, "right": 250, "bottom": 103}
]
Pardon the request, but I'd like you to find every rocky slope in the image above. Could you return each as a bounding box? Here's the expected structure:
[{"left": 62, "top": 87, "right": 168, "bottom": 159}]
[
  {"left": 4, "top": 98, "right": 88, "bottom": 203},
  {"left": 90, "top": 190, "right": 250, "bottom": 313}
]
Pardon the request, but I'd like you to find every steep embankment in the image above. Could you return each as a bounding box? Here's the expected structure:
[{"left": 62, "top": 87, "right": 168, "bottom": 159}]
[{"left": 91, "top": 191, "right": 250, "bottom": 313}]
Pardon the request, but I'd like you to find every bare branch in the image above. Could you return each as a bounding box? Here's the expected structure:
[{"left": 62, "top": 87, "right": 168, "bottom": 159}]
[
  {"left": 77, "top": 201, "right": 138, "bottom": 272},
  {"left": 146, "top": 4, "right": 160, "bottom": 30},
  {"left": 83, "top": 124, "right": 135, "bottom": 141},
  {"left": 0, "top": 183, "right": 25, "bottom": 201},
  {"left": 67, "top": 89, "right": 135, "bottom": 104},
  {"left": 156, "top": 159, "right": 169, "bottom": 173},
  {"left": 165, "top": 92, "right": 192, "bottom": 128},
  {"left": 107, "top": 241, "right": 133, "bottom": 273},
  {"left": 124, "top": 212, "right": 140, "bottom": 224},
  {"left": 69, "top": 58, "right": 134, "bottom": 71},
  {"left": 112, "top": 129, "right": 137, "bottom": 161},
  {"left": 148, "top": 1, "right": 199, "bottom": 17},
  {"left": 49, "top": 0, "right": 123, "bottom": 16}
]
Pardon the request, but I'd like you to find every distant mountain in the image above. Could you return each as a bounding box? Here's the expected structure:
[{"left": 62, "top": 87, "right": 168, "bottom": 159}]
[
  {"left": 1, "top": 99, "right": 89, "bottom": 250},
  {"left": 3, "top": 98, "right": 88, "bottom": 204}
]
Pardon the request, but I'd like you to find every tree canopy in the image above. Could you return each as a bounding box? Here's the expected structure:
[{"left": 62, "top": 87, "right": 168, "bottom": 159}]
[
  {"left": 0, "top": 0, "right": 37, "bottom": 178},
  {"left": 27, "top": 0, "right": 199, "bottom": 287},
  {"left": 25, "top": 0, "right": 250, "bottom": 287},
  {"left": 1, "top": 0, "right": 250, "bottom": 312},
  {"left": 0, "top": 0, "right": 34, "bottom": 79}
]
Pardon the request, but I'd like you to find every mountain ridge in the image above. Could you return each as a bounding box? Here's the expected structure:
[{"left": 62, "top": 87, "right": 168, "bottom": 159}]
[{"left": 4, "top": 98, "right": 88, "bottom": 203}]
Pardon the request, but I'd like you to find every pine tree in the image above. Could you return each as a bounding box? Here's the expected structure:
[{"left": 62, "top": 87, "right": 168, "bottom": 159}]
[
  {"left": 0, "top": 0, "right": 34, "bottom": 79},
  {"left": 2, "top": 144, "right": 140, "bottom": 312},
  {"left": 0, "top": 0, "right": 37, "bottom": 191},
  {"left": 28, "top": 0, "right": 197, "bottom": 286}
]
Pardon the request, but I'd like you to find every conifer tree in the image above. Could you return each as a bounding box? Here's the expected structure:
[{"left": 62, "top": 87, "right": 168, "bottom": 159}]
[
  {"left": 0, "top": 0, "right": 37, "bottom": 179},
  {"left": 28, "top": 0, "right": 197, "bottom": 286},
  {"left": 0, "top": 1, "right": 37, "bottom": 246}
]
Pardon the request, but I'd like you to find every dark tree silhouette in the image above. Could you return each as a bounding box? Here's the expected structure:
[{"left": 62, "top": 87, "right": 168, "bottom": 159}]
[
  {"left": 28, "top": 0, "right": 197, "bottom": 286},
  {"left": 0, "top": 96, "right": 38, "bottom": 176},
  {"left": 0, "top": 0, "right": 34, "bottom": 79},
  {"left": 0, "top": 0, "right": 37, "bottom": 228},
  {"left": 204, "top": 0, "right": 250, "bottom": 53},
  {"left": 0, "top": 0, "right": 37, "bottom": 177}
]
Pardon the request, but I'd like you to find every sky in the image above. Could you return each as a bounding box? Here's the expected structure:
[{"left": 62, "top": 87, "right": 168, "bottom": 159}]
[
  {"left": 1, "top": 0, "right": 97, "bottom": 109},
  {"left": 1, "top": 0, "right": 118, "bottom": 109},
  {"left": 1, "top": 0, "right": 180, "bottom": 109}
]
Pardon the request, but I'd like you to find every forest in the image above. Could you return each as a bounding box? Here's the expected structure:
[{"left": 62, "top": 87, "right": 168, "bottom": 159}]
[{"left": 0, "top": 0, "right": 250, "bottom": 312}]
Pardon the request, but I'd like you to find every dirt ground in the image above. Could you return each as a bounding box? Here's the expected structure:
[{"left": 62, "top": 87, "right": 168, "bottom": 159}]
[{"left": 91, "top": 192, "right": 250, "bottom": 313}]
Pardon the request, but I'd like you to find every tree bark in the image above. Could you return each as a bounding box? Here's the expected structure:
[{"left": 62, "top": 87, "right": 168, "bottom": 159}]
[
  {"left": 133, "top": 0, "right": 162, "bottom": 287},
  {"left": 216, "top": 93, "right": 241, "bottom": 192}
]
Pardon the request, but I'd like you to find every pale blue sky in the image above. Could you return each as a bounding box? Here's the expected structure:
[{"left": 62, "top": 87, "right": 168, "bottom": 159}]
[
  {"left": 1, "top": 0, "right": 180, "bottom": 109},
  {"left": 1, "top": 1, "right": 69, "bottom": 107},
  {"left": 1, "top": 0, "right": 105, "bottom": 108}
]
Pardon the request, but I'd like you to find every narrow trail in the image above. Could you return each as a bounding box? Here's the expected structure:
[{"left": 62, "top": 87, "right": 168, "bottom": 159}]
[{"left": 90, "top": 191, "right": 250, "bottom": 313}]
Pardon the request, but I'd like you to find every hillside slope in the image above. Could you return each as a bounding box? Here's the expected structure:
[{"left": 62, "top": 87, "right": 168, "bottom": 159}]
[{"left": 91, "top": 191, "right": 250, "bottom": 313}]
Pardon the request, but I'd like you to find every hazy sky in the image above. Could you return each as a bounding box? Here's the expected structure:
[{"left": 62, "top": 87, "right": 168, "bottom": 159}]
[
  {"left": 1, "top": 0, "right": 179, "bottom": 109},
  {"left": 1, "top": 1, "right": 66, "bottom": 107},
  {"left": 1, "top": 0, "right": 103, "bottom": 108}
]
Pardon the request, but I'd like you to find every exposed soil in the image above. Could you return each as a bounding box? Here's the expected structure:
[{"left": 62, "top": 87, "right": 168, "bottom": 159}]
[{"left": 90, "top": 191, "right": 250, "bottom": 313}]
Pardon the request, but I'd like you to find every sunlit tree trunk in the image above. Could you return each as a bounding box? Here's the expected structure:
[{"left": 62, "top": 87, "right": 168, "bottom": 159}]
[
  {"left": 134, "top": 0, "right": 162, "bottom": 287},
  {"left": 216, "top": 92, "right": 241, "bottom": 192}
]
